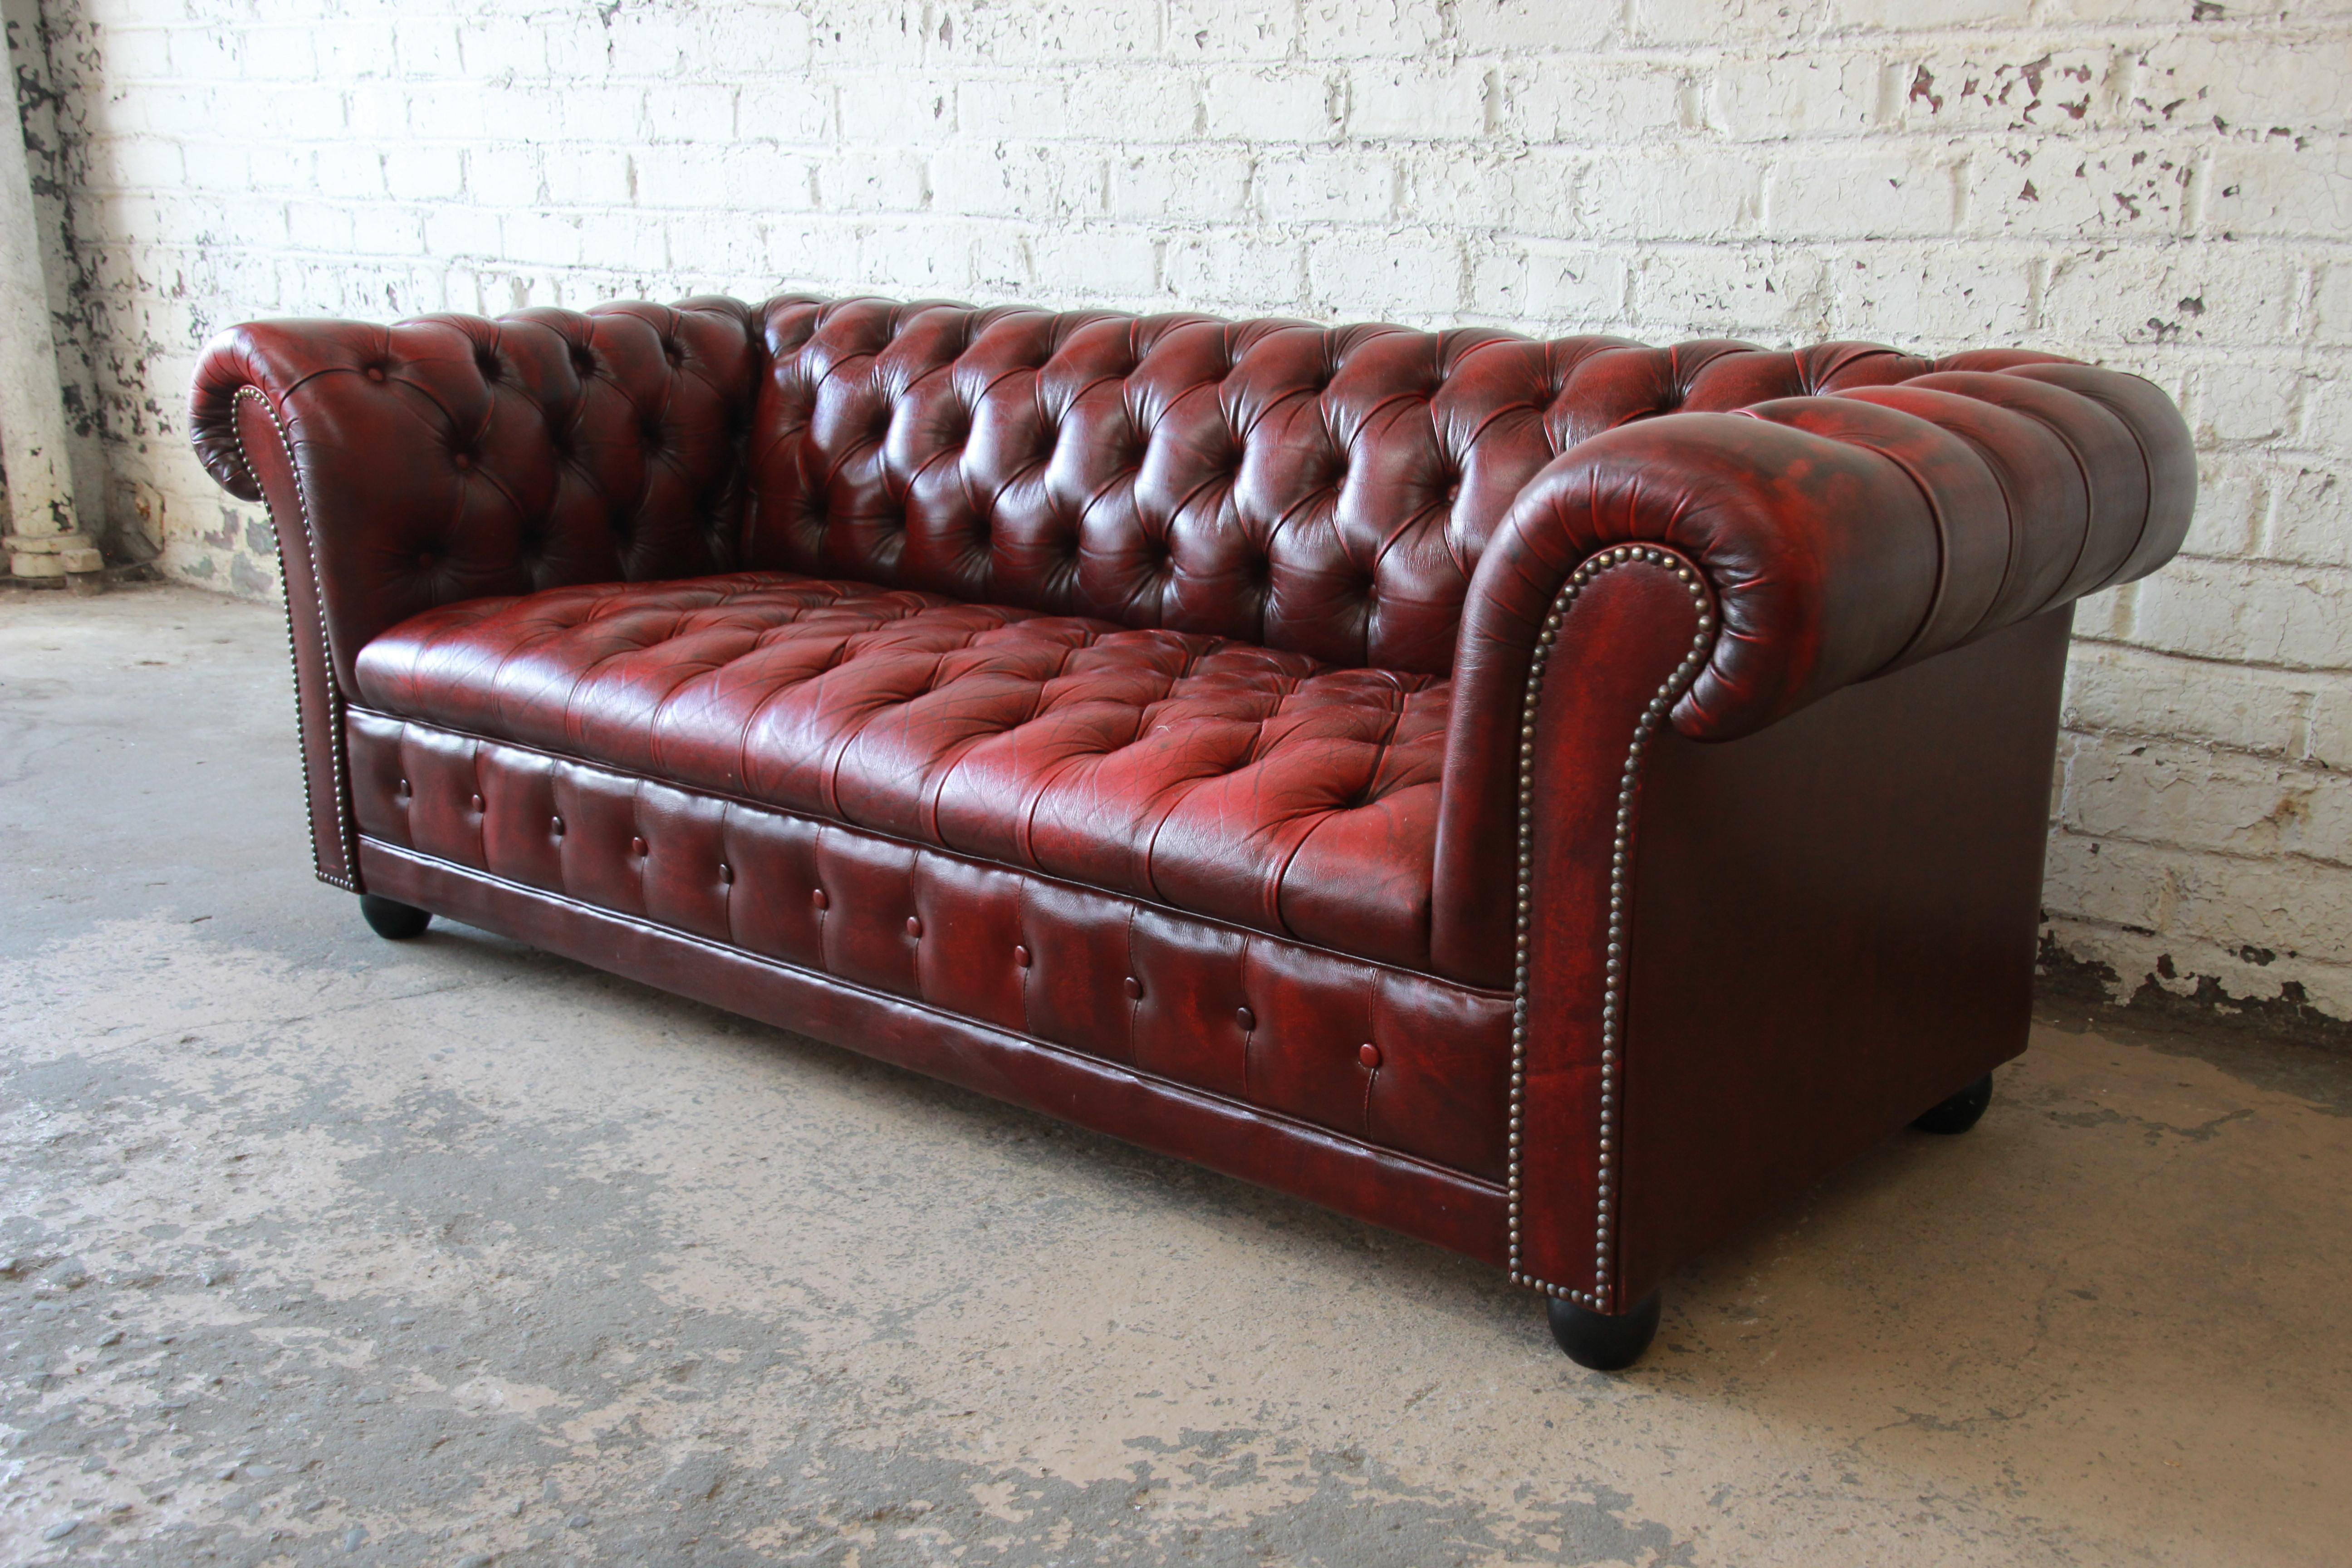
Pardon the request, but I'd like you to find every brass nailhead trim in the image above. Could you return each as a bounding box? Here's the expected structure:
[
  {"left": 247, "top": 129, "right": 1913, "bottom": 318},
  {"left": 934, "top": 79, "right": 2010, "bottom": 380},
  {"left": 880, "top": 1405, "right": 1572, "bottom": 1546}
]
[
  {"left": 1505, "top": 546, "right": 1713, "bottom": 1310},
  {"left": 230, "top": 386, "right": 359, "bottom": 892}
]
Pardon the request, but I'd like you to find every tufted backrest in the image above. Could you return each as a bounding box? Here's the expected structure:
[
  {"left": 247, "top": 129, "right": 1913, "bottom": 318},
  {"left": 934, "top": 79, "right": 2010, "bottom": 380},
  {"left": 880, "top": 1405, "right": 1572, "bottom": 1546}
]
[
  {"left": 737, "top": 297, "right": 2065, "bottom": 676},
  {"left": 192, "top": 290, "right": 2075, "bottom": 685}
]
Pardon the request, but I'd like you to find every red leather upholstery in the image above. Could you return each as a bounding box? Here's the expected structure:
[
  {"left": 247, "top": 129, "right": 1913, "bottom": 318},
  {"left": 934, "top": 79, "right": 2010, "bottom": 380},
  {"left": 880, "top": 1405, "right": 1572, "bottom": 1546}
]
[
  {"left": 191, "top": 290, "right": 2198, "bottom": 1329},
  {"left": 343, "top": 710, "right": 1510, "bottom": 1181},
  {"left": 350, "top": 572, "right": 1448, "bottom": 969}
]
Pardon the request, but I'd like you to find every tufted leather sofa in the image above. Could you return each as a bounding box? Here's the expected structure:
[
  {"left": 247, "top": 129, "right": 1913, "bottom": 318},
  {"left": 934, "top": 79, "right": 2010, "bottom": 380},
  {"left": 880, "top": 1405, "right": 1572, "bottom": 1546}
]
[{"left": 191, "top": 294, "right": 2193, "bottom": 1368}]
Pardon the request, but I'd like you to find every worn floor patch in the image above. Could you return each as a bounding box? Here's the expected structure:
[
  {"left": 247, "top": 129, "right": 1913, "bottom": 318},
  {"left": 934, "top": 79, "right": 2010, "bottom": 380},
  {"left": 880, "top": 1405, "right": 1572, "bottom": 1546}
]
[{"left": 3, "top": 586, "right": 2348, "bottom": 1567}]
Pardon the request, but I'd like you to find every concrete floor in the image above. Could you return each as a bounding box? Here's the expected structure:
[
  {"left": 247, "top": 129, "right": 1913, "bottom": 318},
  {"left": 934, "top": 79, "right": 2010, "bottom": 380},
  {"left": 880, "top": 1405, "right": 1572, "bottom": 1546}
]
[{"left": 1, "top": 584, "right": 2347, "bottom": 1568}]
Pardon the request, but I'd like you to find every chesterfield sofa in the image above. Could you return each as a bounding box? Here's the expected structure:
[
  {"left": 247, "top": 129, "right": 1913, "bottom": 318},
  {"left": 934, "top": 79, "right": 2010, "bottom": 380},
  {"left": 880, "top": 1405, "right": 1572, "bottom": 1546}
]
[{"left": 191, "top": 294, "right": 2192, "bottom": 1369}]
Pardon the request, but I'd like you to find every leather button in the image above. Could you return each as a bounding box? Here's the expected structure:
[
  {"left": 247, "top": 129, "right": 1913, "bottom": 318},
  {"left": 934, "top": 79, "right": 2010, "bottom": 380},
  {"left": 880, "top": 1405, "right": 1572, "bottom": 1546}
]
[
  {"left": 1122, "top": 976, "right": 1143, "bottom": 1001},
  {"left": 717, "top": 862, "right": 733, "bottom": 885},
  {"left": 364, "top": 365, "right": 386, "bottom": 382},
  {"left": 1235, "top": 1006, "right": 1255, "bottom": 1031},
  {"left": 1358, "top": 1043, "right": 1382, "bottom": 1069},
  {"left": 811, "top": 888, "right": 828, "bottom": 910},
  {"left": 452, "top": 452, "right": 473, "bottom": 470},
  {"left": 905, "top": 915, "right": 923, "bottom": 938},
  {"left": 1013, "top": 944, "right": 1031, "bottom": 968},
  {"left": 468, "top": 793, "right": 483, "bottom": 813},
  {"left": 630, "top": 836, "right": 647, "bottom": 858},
  {"left": 396, "top": 778, "right": 409, "bottom": 796},
  {"left": 549, "top": 814, "right": 564, "bottom": 836}
]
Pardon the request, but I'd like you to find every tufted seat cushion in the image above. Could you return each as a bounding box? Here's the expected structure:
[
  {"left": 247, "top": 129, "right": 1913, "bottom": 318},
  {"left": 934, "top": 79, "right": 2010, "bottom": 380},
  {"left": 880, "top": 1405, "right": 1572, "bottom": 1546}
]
[{"left": 352, "top": 571, "right": 1450, "bottom": 970}]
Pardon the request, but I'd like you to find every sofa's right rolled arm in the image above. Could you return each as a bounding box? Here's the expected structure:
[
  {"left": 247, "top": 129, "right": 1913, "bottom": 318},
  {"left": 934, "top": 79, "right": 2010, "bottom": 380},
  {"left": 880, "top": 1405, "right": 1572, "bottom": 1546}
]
[
  {"left": 1430, "top": 361, "right": 2193, "bottom": 985},
  {"left": 1453, "top": 360, "right": 2195, "bottom": 750}
]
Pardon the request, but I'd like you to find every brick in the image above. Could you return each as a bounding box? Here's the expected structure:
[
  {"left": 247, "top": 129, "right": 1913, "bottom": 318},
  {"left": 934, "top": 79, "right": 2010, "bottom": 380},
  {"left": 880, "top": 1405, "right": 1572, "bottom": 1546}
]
[
  {"left": 1300, "top": 0, "right": 1446, "bottom": 58},
  {"left": 937, "top": 0, "right": 1159, "bottom": 65},
  {"left": 2133, "top": 559, "right": 2352, "bottom": 670},
  {"left": 1165, "top": 0, "right": 1298, "bottom": 61},
  {"left": 1892, "top": 50, "right": 2113, "bottom": 135},
  {"left": 646, "top": 84, "right": 738, "bottom": 143},
  {"left": 1498, "top": 62, "right": 1686, "bottom": 145},
  {"left": 1466, "top": 241, "right": 1629, "bottom": 331},
  {"left": 2038, "top": 247, "right": 2296, "bottom": 347},
  {"left": 2058, "top": 735, "right": 2332, "bottom": 860},
  {"left": 1070, "top": 69, "right": 1200, "bottom": 142},
  {"left": 1960, "top": 141, "right": 2195, "bottom": 239},
  {"left": 1634, "top": 245, "right": 1833, "bottom": 338},
  {"left": 1829, "top": 243, "right": 2034, "bottom": 344},
  {"left": 1029, "top": 227, "right": 1161, "bottom": 297},
  {"left": 929, "top": 142, "right": 1102, "bottom": 220},
  {"left": 2161, "top": 844, "right": 2352, "bottom": 961},
  {"left": 1453, "top": 0, "right": 1618, "bottom": 51},
  {"left": 837, "top": 74, "right": 955, "bottom": 145},
  {"left": 1254, "top": 150, "right": 1394, "bottom": 225},
  {"left": 819, "top": 149, "right": 928, "bottom": 213},
  {"left": 2127, "top": 37, "right": 2352, "bottom": 135},
  {"left": 1108, "top": 147, "right": 1253, "bottom": 223},
  {"left": 1348, "top": 61, "right": 1490, "bottom": 140},
  {"left": 1204, "top": 68, "right": 1341, "bottom": 142},
  {"left": 1829, "top": 0, "right": 2033, "bottom": 25},
  {"left": 1303, "top": 228, "right": 1463, "bottom": 320},
  {"left": 2042, "top": 831, "right": 2171, "bottom": 933},
  {"left": 1708, "top": 52, "right": 1886, "bottom": 140},
  {"left": 2317, "top": 262, "right": 2352, "bottom": 347},
  {"left": 2189, "top": 358, "right": 2306, "bottom": 446},
  {"left": 384, "top": 144, "right": 466, "bottom": 202},
  {"left": 2308, "top": 681, "right": 2352, "bottom": 769},
  {"left": 2264, "top": 464, "right": 2352, "bottom": 570},
  {"left": 2063, "top": 645, "right": 2313, "bottom": 757},
  {"left": 1766, "top": 149, "right": 1960, "bottom": 240},
  {"left": 1161, "top": 231, "right": 1305, "bottom": 306},
  {"left": 2206, "top": 142, "right": 2352, "bottom": 239},
  {"left": 1583, "top": 152, "right": 1765, "bottom": 240}
]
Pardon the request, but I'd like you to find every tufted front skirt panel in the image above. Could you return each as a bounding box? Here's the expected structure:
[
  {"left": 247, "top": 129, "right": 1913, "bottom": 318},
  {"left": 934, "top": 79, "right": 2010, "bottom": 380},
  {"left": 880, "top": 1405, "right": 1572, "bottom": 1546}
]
[{"left": 345, "top": 710, "right": 1514, "bottom": 1186}]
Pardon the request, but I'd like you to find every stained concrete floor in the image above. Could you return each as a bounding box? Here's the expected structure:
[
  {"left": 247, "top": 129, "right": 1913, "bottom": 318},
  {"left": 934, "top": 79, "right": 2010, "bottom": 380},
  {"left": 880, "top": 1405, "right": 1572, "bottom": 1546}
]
[{"left": 1, "top": 582, "right": 2347, "bottom": 1568}]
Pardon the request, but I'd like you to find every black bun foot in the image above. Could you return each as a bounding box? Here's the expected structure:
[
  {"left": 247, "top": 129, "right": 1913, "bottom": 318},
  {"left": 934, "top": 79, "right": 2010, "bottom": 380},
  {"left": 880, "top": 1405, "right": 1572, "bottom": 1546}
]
[
  {"left": 1912, "top": 1073, "right": 1994, "bottom": 1135},
  {"left": 358, "top": 894, "right": 432, "bottom": 941},
  {"left": 1547, "top": 1289, "right": 1661, "bottom": 1371}
]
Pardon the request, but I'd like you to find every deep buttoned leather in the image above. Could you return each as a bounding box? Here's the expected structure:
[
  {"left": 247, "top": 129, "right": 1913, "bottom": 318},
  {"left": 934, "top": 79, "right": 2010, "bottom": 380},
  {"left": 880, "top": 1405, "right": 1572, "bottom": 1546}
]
[{"left": 351, "top": 572, "right": 1449, "bottom": 969}]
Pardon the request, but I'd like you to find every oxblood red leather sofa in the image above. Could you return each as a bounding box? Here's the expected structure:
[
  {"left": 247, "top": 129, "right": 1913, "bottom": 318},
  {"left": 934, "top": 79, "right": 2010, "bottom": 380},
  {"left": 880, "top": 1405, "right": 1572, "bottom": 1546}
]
[{"left": 191, "top": 294, "right": 2192, "bottom": 1369}]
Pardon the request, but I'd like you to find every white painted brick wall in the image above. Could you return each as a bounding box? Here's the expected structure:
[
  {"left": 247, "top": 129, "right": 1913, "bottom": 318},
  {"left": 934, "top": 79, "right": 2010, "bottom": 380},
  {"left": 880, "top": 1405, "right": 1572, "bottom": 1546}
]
[{"left": 25, "top": 0, "right": 2352, "bottom": 1026}]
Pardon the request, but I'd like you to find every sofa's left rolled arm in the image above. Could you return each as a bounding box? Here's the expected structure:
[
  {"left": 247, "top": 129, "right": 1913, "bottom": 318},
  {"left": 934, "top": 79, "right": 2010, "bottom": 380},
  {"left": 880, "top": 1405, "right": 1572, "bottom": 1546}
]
[{"left": 190, "top": 299, "right": 764, "bottom": 891}]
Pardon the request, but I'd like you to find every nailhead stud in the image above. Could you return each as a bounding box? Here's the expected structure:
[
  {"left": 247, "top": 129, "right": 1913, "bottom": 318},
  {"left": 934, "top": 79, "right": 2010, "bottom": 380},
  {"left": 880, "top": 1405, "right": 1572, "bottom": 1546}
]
[{"left": 1504, "top": 547, "right": 1710, "bottom": 1305}]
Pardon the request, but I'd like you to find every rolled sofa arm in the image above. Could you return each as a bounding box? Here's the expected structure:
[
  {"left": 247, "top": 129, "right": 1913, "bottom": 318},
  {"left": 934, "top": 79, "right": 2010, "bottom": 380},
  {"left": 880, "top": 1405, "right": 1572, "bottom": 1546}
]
[
  {"left": 1431, "top": 359, "right": 2195, "bottom": 983},
  {"left": 189, "top": 298, "right": 763, "bottom": 890},
  {"left": 189, "top": 298, "right": 762, "bottom": 690}
]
